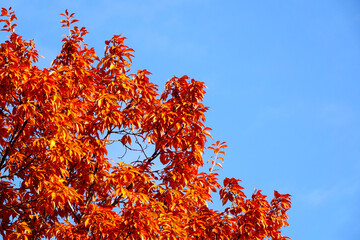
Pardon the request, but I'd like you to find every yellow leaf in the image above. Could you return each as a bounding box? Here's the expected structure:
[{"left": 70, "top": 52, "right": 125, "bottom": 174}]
[
  {"left": 85, "top": 218, "right": 90, "bottom": 227},
  {"left": 50, "top": 140, "right": 56, "bottom": 149}
]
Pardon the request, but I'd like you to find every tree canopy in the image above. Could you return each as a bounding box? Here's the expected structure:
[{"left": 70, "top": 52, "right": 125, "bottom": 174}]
[{"left": 0, "top": 8, "right": 291, "bottom": 239}]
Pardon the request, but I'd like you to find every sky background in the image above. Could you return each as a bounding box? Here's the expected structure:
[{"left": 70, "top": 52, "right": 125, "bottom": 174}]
[{"left": 1, "top": 0, "right": 360, "bottom": 239}]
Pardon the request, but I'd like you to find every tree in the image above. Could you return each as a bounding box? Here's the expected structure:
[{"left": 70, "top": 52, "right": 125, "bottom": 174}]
[{"left": 0, "top": 8, "right": 291, "bottom": 239}]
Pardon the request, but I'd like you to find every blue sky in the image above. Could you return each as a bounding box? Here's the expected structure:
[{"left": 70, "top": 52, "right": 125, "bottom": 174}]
[{"left": 2, "top": 0, "right": 360, "bottom": 239}]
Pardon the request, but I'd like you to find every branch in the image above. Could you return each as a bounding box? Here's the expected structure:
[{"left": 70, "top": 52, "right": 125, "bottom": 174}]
[
  {"left": 85, "top": 162, "right": 98, "bottom": 208},
  {"left": 0, "top": 119, "right": 29, "bottom": 170},
  {"left": 67, "top": 200, "right": 81, "bottom": 223},
  {"left": 0, "top": 151, "right": 40, "bottom": 179}
]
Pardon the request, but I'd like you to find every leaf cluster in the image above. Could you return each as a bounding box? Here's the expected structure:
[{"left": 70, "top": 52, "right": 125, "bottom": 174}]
[{"left": 0, "top": 8, "right": 291, "bottom": 240}]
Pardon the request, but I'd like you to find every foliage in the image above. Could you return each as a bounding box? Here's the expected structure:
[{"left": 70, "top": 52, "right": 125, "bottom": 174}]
[{"left": 0, "top": 8, "right": 291, "bottom": 239}]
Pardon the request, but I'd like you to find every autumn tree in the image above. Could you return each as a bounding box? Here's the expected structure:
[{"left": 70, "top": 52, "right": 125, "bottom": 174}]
[{"left": 0, "top": 8, "right": 291, "bottom": 240}]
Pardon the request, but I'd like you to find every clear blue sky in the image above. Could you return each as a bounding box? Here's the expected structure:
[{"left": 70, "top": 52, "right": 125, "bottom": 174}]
[{"left": 2, "top": 0, "right": 360, "bottom": 239}]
